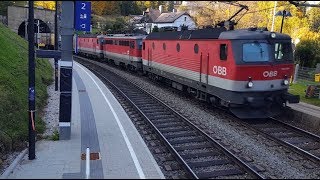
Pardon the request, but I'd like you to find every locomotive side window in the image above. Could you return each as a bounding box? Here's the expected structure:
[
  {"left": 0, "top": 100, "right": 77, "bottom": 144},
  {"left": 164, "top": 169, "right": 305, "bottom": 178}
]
[
  {"left": 275, "top": 42, "right": 292, "bottom": 61},
  {"left": 137, "top": 40, "right": 142, "bottom": 50},
  {"left": 243, "top": 42, "right": 269, "bottom": 62},
  {"left": 220, "top": 44, "right": 227, "bottom": 60},
  {"left": 176, "top": 43, "right": 180, "bottom": 52},
  {"left": 194, "top": 44, "right": 199, "bottom": 54}
]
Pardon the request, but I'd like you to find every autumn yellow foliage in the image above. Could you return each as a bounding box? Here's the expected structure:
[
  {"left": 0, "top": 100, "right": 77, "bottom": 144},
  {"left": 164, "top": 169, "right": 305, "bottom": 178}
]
[{"left": 34, "top": 1, "right": 55, "bottom": 10}]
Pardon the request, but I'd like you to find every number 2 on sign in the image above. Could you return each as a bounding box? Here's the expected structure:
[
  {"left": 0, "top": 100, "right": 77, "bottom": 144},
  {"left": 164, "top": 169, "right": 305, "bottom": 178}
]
[{"left": 81, "top": 3, "right": 86, "bottom": 10}]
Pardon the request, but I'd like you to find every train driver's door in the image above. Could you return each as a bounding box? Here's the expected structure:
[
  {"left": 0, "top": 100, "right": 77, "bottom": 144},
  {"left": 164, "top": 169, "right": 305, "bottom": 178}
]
[{"left": 200, "top": 44, "right": 209, "bottom": 84}]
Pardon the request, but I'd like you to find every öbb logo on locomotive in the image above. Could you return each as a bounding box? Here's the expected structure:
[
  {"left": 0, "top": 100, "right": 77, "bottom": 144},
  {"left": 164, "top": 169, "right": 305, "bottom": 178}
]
[
  {"left": 213, "top": 66, "right": 227, "bottom": 76},
  {"left": 75, "top": 27, "right": 300, "bottom": 119},
  {"left": 263, "top": 71, "right": 278, "bottom": 78}
]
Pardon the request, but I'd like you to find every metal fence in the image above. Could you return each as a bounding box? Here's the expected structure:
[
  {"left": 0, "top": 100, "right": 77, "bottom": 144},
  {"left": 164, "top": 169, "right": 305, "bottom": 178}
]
[{"left": 296, "top": 66, "right": 316, "bottom": 82}]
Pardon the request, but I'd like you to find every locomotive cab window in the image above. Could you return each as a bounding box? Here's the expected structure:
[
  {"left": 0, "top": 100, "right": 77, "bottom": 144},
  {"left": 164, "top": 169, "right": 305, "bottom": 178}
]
[
  {"left": 220, "top": 44, "right": 227, "bottom": 60},
  {"left": 137, "top": 40, "right": 142, "bottom": 50},
  {"left": 274, "top": 42, "right": 292, "bottom": 61},
  {"left": 242, "top": 42, "right": 269, "bottom": 62}
]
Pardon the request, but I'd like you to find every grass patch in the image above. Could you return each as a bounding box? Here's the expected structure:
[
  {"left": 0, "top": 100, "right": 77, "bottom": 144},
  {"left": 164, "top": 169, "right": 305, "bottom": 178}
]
[
  {"left": 289, "top": 79, "right": 320, "bottom": 107},
  {"left": 50, "top": 130, "right": 59, "bottom": 141},
  {"left": 0, "top": 23, "right": 53, "bottom": 149}
]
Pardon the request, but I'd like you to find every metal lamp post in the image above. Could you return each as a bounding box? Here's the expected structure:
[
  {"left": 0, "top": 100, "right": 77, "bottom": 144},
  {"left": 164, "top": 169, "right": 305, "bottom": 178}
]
[
  {"left": 36, "top": 19, "right": 40, "bottom": 49},
  {"left": 275, "top": 10, "right": 292, "bottom": 33}
]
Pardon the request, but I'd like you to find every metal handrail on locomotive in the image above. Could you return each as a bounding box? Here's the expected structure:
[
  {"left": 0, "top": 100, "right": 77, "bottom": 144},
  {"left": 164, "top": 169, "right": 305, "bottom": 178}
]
[{"left": 75, "top": 27, "right": 300, "bottom": 119}]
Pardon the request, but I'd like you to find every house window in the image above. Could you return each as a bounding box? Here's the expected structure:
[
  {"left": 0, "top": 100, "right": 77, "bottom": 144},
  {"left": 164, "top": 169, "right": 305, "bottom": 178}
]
[
  {"left": 176, "top": 43, "right": 180, "bottom": 52},
  {"left": 220, "top": 44, "right": 228, "bottom": 60},
  {"left": 152, "top": 42, "right": 155, "bottom": 50},
  {"left": 194, "top": 44, "right": 199, "bottom": 54},
  {"left": 143, "top": 42, "right": 145, "bottom": 50},
  {"left": 184, "top": 17, "right": 187, "bottom": 21},
  {"left": 163, "top": 43, "right": 166, "bottom": 50}
]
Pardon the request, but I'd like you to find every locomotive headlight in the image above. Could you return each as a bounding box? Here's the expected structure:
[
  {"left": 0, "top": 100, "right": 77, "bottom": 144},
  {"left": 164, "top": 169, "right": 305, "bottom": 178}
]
[
  {"left": 247, "top": 81, "right": 254, "bottom": 88},
  {"left": 283, "top": 79, "right": 289, "bottom": 85},
  {"left": 271, "top": 32, "right": 276, "bottom": 38}
]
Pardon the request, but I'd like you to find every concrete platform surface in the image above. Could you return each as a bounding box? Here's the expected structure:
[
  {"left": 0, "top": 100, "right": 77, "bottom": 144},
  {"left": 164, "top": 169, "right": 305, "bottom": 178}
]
[
  {"left": 288, "top": 102, "right": 320, "bottom": 119},
  {"left": 6, "top": 61, "right": 164, "bottom": 179}
]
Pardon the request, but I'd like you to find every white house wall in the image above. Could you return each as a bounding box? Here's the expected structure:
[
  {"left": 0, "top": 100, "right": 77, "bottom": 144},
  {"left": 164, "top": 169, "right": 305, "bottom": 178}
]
[{"left": 152, "top": 15, "right": 196, "bottom": 31}]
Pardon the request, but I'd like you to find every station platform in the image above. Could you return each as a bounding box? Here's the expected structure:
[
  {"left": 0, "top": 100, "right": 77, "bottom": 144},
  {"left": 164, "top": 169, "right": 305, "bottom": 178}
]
[
  {"left": 280, "top": 100, "right": 320, "bottom": 134},
  {"left": 6, "top": 61, "right": 165, "bottom": 179},
  {"left": 287, "top": 101, "right": 320, "bottom": 119}
]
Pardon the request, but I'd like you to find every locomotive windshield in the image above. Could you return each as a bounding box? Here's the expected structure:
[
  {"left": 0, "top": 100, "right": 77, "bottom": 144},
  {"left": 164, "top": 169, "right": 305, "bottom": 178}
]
[
  {"left": 242, "top": 42, "right": 269, "bottom": 62},
  {"left": 241, "top": 41, "right": 293, "bottom": 63}
]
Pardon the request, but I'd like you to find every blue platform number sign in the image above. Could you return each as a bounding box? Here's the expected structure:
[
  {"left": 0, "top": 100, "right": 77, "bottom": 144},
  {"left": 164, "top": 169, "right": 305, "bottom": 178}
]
[{"left": 75, "top": 1, "right": 91, "bottom": 31}]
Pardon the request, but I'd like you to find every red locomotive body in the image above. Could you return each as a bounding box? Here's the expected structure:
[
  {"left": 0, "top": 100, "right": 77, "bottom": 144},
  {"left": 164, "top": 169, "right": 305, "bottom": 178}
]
[
  {"left": 102, "top": 34, "right": 146, "bottom": 71},
  {"left": 142, "top": 28, "right": 299, "bottom": 118},
  {"left": 77, "top": 34, "right": 104, "bottom": 59}
]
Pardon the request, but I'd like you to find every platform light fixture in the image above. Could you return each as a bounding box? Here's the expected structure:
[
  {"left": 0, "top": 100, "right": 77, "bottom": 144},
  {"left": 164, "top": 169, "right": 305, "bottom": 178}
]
[{"left": 275, "top": 10, "right": 292, "bottom": 33}]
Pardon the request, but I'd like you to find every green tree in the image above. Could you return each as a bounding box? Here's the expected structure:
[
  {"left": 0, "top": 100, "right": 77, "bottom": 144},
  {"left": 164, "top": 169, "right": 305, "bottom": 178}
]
[
  {"left": 105, "top": 1, "right": 121, "bottom": 15},
  {"left": 167, "top": 1, "right": 174, "bottom": 12},
  {"left": 112, "top": 17, "right": 126, "bottom": 33},
  {"left": 152, "top": 25, "right": 159, "bottom": 32},
  {"left": 295, "top": 40, "right": 320, "bottom": 67},
  {"left": 136, "top": 1, "right": 147, "bottom": 12},
  {"left": 307, "top": 7, "right": 320, "bottom": 32},
  {"left": 120, "top": 1, "right": 132, "bottom": 16},
  {"left": 92, "top": 1, "right": 107, "bottom": 15}
]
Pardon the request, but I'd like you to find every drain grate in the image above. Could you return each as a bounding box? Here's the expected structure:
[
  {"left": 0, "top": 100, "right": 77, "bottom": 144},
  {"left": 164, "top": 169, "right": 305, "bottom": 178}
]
[{"left": 81, "top": 152, "right": 101, "bottom": 160}]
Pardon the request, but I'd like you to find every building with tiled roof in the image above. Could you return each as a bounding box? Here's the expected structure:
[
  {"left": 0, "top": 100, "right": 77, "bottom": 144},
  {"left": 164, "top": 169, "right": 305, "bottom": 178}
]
[
  {"left": 132, "top": 5, "right": 197, "bottom": 34},
  {"left": 152, "top": 11, "right": 196, "bottom": 31}
]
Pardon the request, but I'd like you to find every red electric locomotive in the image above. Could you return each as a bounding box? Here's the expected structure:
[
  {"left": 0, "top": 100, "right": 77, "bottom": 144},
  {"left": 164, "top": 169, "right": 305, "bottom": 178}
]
[
  {"left": 142, "top": 27, "right": 299, "bottom": 118},
  {"left": 77, "top": 34, "right": 104, "bottom": 59},
  {"left": 101, "top": 34, "right": 147, "bottom": 71}
]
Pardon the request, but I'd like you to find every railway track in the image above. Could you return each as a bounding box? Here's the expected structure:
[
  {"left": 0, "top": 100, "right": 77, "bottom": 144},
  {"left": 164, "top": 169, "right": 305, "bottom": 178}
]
[
  {"left": 75, "top": 56, "right": 264, "bottom": 179},
  {"left": 242, "top": 117, "right": 320, "bottom": 167}
]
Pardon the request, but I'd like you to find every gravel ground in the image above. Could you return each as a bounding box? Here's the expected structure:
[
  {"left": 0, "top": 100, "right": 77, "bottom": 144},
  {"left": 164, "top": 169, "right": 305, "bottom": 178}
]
[
  {"left": 41, "top": 59, "right": 59, "bottom": 138},
  {"left": 88, "top": 60, "right": 320, "bottom": 179}
]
